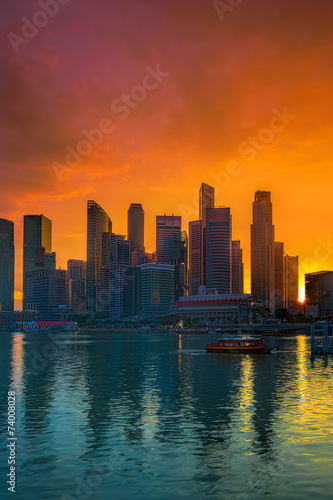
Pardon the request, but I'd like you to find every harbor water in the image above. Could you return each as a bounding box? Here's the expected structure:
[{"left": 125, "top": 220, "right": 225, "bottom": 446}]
[{"left": 1, "top": 331, "right": 333, "bottom": 499}]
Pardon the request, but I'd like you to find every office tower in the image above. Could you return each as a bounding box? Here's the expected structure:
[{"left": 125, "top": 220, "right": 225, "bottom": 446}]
[
  {"left": 305, "top": 271, "right": 333, "bottom": 317},
  {"left": 284, "top": 255, "right": 299, "bottom": 314},
  {"left": 140, "top": 263, "right": 175, "bottom": 315},
  {"left": 127, "top": 204, "right": 145, "bottom": 264},
  {"left": 86, "top": 201, "right": 111, "bottom": 313},
  {"left": 274, "top": 242, "right": 285, "bottom": 310},
  {"left": 25, "top": 269, "right": 67, "bottom": 319},
  {"left": 156, "top": 214, "right": 181, "bottom": 264},
  {"left": 97, "top": 231, "right": 111, "bottom": 313},
  {"left": 123, "top": 267, "right": 141, "bottom": 316},
  {"left": 251, "top": 191, "right": 275, "bottom": 311},
  {"left": 232, "top": 240, "right": 244, "bottom": 294},
  {"left": 131, "top": 251, "right": 149, "bottom": 267},
  {"left": 109, "top": 235, "right": 130, "bottom": 317},
  {"left": 23, "top": 215, "right": 53, "bottom": 310},
  {"left": 188, "top": 220, "right": 202, "bottom": 295},
  {"left": 199, "top": 183, "right": 215, "bottom": 285},
  {"left": 205, "top": 207, "right": 232, "bottom": 293},
  {"left": 165, "top": 230, "right": 188, "bottom": 300},
  {"left": 0, "top": 219, "right": 14, "bottom": 311},
  {"left": 67, "top": 260, "right": 86, "bottom": 315}
]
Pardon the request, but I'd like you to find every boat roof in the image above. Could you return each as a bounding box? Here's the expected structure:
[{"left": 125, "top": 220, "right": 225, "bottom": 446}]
[{"left": 217, "top": 337, "right": 262, "bottom": 341}]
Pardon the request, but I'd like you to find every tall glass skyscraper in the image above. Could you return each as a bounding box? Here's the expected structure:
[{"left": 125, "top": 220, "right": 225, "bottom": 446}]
[
  {"left": 0, "top": 218, "right": 14, "bottom": 311},
  {"left": 109, "top": 235, "right": 130, "bottom": 317},
  {"left": 165, "top": 230, "right": 188, "bottom": 300},
  {"left": 199, "top": 183, "right": 215, "bottom": 286},
  {"left": 156, "top": 214, "right": 181, "bottom": 264},
  {"left": 188, "top": 220, "right": 202, "bottom": 295},
  {"left": 251, "top": 191, "right": 275, "bottom": 311},
  {"left": 205, "top": 207, "right": 232, "bottom": 294},
  {"left": 231, "top": 240, "right": 244, "bottom": 294},
  {"left": 86, "top": 201, "right": 112, "bottom": 313},
  {"left": 127, "top": 203, "right": 144, "bottom": 264},
  {"left": 23, "top": 215, "right": 52, "bottom": 310}
]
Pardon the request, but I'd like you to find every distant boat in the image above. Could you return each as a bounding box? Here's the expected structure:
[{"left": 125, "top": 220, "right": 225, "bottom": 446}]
[{"left": 206, "top": 337, "right": 277, "bottom": 353}]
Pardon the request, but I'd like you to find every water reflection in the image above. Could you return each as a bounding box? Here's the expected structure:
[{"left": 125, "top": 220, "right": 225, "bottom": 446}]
[{"left": 1, "top": 332, "right": 333, "bottom": 499}]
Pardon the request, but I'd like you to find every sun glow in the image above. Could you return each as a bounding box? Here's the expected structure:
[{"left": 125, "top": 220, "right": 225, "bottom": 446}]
[{"left": 298, "top": 287, "right": 305, "bottom": 303}]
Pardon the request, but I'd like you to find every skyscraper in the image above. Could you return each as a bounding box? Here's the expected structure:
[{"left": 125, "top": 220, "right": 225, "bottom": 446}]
[
  {"left": 140, "top": 263, "right": 175, "bottom": 315},
  {"left": 25, "top": 269, "right": 67, "bottom": 320},
  {"left": 165, "top": 230, "right": 188, "bottom": 300},
  {"left": 67, "top": 259, "right": 86, "bottom": 315},
  {"left": 199, "top": 183, "right": 215, "bottom": 285},
  {"left": 86, "top": 201, "right": 111, "bottom": 313},
  {"left": 274, "top": 242, "right": 285, "bottom": 310},
  {"left": 127, "top": 203, "right": 145, "bottom": 264},
  {"left": 284, "top": 255, "right": 298, "bottom": 313},
  {"left": 231, "top": 240, "right": 244, "bottom": 294},
  {"left": 23, "top": 214, "right": 52, "bottom": 310},
  {"left": 0, "top": 219, "right": 14, "bottom": 311},
  {"left": 251, "top": 191, "right": 275, "bottom": 311},
  {"left": 109, "top": 235, "right": 130, "bottom": 317},
  {"left": 156, "top": 214, "right": 181, "bottom": 264},
  {"left": 188, "top": 220, "right": 202, "bottom": 295},
  {"left": 305, "top": 271, "right": 333, "bottom": 317},
  {"left": 205, "top": 207, "right": 232, "bottom": 294}
]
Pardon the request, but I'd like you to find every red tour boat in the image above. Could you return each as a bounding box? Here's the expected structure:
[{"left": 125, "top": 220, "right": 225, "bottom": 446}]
[{"left": 206, "top": 337, "right": 277, "bottom": 354}]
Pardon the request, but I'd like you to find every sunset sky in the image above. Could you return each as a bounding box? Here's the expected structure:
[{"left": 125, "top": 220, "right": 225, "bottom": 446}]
[{"left": 1, "top": 0, "right": 333, "bottom": 309}]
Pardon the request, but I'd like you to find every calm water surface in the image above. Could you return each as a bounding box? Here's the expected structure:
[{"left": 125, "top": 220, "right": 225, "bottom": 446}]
[{"left": 1, "top": 331, "right": 333, "bottom": 499}]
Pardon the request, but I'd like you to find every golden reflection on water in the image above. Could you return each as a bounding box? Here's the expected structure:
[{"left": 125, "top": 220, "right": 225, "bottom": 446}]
[
  {"left": 10, "top": 333, "right": 24, "bottom": 390},
  {"left": 140, "top": 365, "right": 161, "bottom": 440},
  {"left": 277, "top": 335, "right": 333, "bottom": 456},
  {"left": 224, "top": 355, "right": 256, "bottom": 462},
  {"left": 237, "top": 356, "right": 255, "bottom": 433},
  {"left": 178, "top": 334, "right": 182, "bottom": 373},
  {"left": 296, "top": 335, "right": 308, "bottom": 404}
]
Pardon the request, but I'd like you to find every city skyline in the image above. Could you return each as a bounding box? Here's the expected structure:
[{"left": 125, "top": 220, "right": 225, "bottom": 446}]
[
  {"left": 1, "top": 0, "right": 333, "bottom": 308},
  {"left": 0, "top": 184, "right": 313, "bottom": 310}
]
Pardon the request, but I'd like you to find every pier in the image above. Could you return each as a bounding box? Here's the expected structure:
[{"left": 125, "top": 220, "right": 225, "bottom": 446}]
[{"left": 310, "top": 323, "right": 333, "bottom": 354}]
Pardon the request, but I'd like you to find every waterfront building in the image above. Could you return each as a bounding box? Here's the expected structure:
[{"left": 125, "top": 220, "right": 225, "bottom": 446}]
[
  {"left": 188, "top": 220, "right": 202, "bottom": 295},
  {"left": 0, "top": 311, "right": 38, "bottom": 331},
  {"left": 156, "top": 214, "right": 181, "bottom": 264},
  {"left": 127, "top": 203, "right": 145, "bottom": 264},
  {"left": 123, "top": 266, "right": 141, "bottom": 316},
  {"left": 86, "top": 201, "right": 111, "bottom": 313},
  {"left": 25, "top": 269, "right": 67, "bottom": 320},
  {"left": 164, "top": 230, "right": 188, "bottom": 300},
  {"left": 305, "top": 270, "right": 332, "bottom": 317},
  {"left": 251, "top": 191, "right": 275, "bottom": 312},
  {"left": 199, "top": 183, "right": 215, "bottom": 285},
  {"left": 67, "top": 260, "right": 86, "bottom": 315},
  {"left": 23, "top": 214, "right": 52, "bottom": 310},
  {"left": 0, "top": 218, "right": 14, "bottom": 312},
  {"left": 284, "top": 255, "right": 299, "bottom": 314},
  {"left": 109, "top": 235, "right": 130, "bottom": 317},
  {"left": 140, "top": 263, "right": 175, "bottom": 316},
  {"left": 205, "top": 207, "right": 232, "bottom": 294},
  {"left": 173, "top": 292, "right": 253, "bottom": 323},
  {"left": 274, "top": 242, "right": 285, "bottom": 311},
  {"left": 231, "top": 240, "right": 244, "bottom": 294}
]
